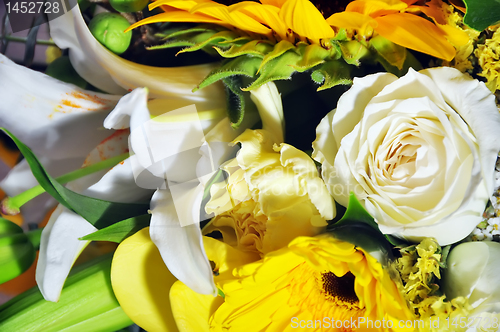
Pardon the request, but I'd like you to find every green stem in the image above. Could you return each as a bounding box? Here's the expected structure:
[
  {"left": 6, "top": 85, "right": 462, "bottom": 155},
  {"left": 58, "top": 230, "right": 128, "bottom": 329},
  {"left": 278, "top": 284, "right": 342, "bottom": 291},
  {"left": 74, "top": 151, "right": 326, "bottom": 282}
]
[
  {"left": 5, "top": 153, "right": 129, "bottom": 213},
  {"left": 4, "top": 36, "right": 56, "bottom": 46}
]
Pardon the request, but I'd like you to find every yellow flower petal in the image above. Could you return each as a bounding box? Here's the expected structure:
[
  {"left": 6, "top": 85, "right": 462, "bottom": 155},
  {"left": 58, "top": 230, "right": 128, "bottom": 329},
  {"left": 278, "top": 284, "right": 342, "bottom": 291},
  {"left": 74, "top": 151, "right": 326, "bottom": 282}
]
[
  {"left": 279, "top": 0, "right": 335, "bottom": 42},
  {"left": 127, "top": 11, "right": 225, "bottom": 32},
  {"left": 170, "top": 281, "right": 224, "bottom": 332},
  {"left": 345, "top": 0, "right": 408, "bottom": 17},
  {"left": 230, "top": 2, "right": 288, "bottom": 40},
  {"left": 375, "top": 13, "right": 456, "bottom": 61},
  {"left": 191, "top": 2, "right": 271, "bottom": 35},
  {"left": 110, "top": 228, "right": 178, "bottom": 332},
  {"left": 327, "top": 11, "right": 377, "bottom": 32}
]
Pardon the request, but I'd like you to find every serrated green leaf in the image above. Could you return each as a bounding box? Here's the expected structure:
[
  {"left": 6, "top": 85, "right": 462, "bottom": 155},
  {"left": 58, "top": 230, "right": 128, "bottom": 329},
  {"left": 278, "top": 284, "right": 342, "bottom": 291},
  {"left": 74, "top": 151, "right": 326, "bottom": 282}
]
[
  {"left": 80, "top": 214, "right": 151, "bottom": 243},
  {"left": 161, "top": 25, "right": 219, "bottom": 39},
  {"left": 217, "top": 36, "right": 253, "bottom": 46},
  {"left": 179, "top": 30, "right": 240, "bottom": 54},
  {"left": 215, "top": 40, "right": 274, "bottom": 59},
  {"left": 1, "top": 129, "right": 149, "bottom": 229},
  {"left": 291, "top": 44, "right": 329, "bottom": 72},
  {"left": 339, "top": 40, "right": 370, "bottom": 66},
  {"left": 147, "top": 40, "right": 197, "bottom": 51},
  {"left": 311, "top": 60, "right": 352, "bottom": 91},
  {"left": 244, "top": 50, "right": 300, "bottom": 90},
  {"left": 258, "top": 40, "right": 295, "bottom": 73},
  {"left": 222, "top": 76, "right": 247, "bottom": 128},
  {"left": 194, "top": 56, "right": 261, "bottom": 91},
  {"left": 463, "top": 0, "right": 500, "bottom": 31}
]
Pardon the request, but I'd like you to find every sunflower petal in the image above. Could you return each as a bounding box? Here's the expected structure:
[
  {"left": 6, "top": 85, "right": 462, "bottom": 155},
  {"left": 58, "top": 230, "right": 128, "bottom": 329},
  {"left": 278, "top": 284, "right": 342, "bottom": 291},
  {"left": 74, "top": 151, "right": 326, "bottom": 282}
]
[
  {"left": 279, "top": 0, "right": 335, "bottom": 42},
  {"left": 374, "top": 13, "right": 456, "bottom": 61},
  {"left": 229, "top": 2, "right": 288, "bottom": 40}
]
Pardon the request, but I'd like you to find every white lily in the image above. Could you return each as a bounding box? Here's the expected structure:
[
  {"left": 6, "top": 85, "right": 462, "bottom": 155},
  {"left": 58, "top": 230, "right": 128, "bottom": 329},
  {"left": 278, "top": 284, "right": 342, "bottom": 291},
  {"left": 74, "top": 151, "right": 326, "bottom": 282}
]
[
  {"left": 0, "top": 53, "right": 123, "bottom": 222},
  {"left": 104, "top": 82, "right": 284, "bottom": 295},
  {"left": 48, "top": 3, "right": 225, "bottom": 101}
]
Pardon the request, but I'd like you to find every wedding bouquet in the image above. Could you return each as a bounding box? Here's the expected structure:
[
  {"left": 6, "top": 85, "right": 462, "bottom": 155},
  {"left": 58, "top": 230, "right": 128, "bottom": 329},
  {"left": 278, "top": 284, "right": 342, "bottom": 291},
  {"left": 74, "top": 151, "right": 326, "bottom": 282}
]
[{"left": 1, "top": 0, "right": 500, "bottom": 331}]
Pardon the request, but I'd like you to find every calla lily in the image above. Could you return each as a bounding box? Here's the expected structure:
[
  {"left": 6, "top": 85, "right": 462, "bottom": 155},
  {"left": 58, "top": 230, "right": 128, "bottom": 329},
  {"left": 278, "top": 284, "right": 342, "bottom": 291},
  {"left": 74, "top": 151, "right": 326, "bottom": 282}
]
[
  {"left": 0, "top": 53, "right": 123, "bottom": 223},
  {"left": 49, "top": 4, "right": 225, "bottom": 101}
]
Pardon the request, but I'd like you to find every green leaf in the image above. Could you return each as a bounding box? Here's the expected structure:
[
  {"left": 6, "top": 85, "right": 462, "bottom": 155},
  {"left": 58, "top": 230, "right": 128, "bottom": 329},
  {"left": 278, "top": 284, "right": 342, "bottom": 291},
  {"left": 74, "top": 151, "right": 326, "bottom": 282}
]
[
  {"left": 80, "top": 214, "right": 151, "bottom": 243},
  {"left": 1, "top": 129, "right": 149, "bottom": 229},
  {"left": 178, "top": 31, "right": 240, "bottom": 54},
  {"left": 244, "top": 50, "right": 301, "bottom": 90},
  {"left": 327, "top": 193, "right": 394, "bottom": 263},
  {"left": 463, "top": 0, "right": 500, "bottom": 31},
  {"left": 258, "top": 40, "right": 295, "bottom": 72},
  {"left": 222, "top": 76, "right": 247, "bottom": 128},
  {"left": 310, "top": 60, "right": 352, "bottom": 91},
  {"left": 370, "top": 35, "right": 407, "bottom": 70},
  {"left": 0, "top": 254, "right": 132, "bottom": 331},
  {"left": 339, "top": 40, "right": 370, "bottom": 66},
  {"left": 194, "top": 56, "right": 261, "bottom": 91},
  {"left": 215, "top": 40, "right": 274, "bottom": 59},
  {"left": 291, "top": 44, "right": 329, "bottom": 72},
  {"left": 336, "top": 192, "right": 378, "bottom": 228}
]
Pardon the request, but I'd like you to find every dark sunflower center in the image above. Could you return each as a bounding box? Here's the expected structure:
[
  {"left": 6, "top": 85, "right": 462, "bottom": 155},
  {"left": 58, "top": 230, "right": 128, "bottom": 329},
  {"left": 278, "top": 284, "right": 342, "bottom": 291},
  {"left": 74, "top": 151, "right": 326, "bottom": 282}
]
[{"left": 322, "top": 271, "right": 358, "bottom": 304}]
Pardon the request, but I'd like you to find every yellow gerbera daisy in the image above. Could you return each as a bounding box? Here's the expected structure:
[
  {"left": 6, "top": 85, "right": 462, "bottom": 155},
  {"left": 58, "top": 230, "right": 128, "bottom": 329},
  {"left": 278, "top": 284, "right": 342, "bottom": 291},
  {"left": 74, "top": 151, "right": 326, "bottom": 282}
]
[
  {"left": 172, "top": 235, "right": 413, "bottom": 332},
  {"left": 131, "top": 0, "right": 466, "bottom": 60}
]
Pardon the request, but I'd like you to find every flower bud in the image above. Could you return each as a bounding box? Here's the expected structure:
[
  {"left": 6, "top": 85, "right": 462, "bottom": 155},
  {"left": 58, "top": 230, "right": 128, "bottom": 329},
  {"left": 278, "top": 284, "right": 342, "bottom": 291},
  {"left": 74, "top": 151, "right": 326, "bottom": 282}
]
[{"left": 443, "top": 241, "right": 500, "bottom": 312}]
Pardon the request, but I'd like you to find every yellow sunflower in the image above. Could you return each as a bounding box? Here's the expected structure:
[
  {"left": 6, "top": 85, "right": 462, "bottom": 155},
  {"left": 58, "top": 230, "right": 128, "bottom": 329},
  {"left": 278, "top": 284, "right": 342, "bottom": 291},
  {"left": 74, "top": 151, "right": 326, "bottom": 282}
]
[
  {"left": 173, "top": 235, "right": 414, "bottom": 332},
  {"left": 131, "top": 0, "right": 467, "bottom": 60}
]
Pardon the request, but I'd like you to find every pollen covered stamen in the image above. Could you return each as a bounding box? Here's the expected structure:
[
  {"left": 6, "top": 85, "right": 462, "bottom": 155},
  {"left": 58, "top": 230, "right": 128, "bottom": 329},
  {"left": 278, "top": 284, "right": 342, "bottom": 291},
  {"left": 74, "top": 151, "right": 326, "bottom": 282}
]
[{"left": 321, "top": 271, "right": 359, "bottom": 306}]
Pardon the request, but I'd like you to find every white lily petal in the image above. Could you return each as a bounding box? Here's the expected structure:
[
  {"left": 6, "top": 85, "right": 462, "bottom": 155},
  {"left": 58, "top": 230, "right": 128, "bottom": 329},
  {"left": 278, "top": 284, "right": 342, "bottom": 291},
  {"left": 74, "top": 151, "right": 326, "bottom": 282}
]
[
  {"left": 250, "top": 82, "right": 285, "bottom": 143},
  {"left": 0, "top": 53, "right": 121, "bottom": 160},
  {"left": 50, "top": 6, "right": 226, "bottom": 101},
  {"left": 150, "top": 189, "right": 217, "bottom": 296},
  {"left": 36, "top": 205, "right": 98, "bottom": 302},
  {"left": 105, "top": 91, "right": 229, "bottom": 188},
  {"left": 36, "top": 158, "right": 153, "bottom": 302}
]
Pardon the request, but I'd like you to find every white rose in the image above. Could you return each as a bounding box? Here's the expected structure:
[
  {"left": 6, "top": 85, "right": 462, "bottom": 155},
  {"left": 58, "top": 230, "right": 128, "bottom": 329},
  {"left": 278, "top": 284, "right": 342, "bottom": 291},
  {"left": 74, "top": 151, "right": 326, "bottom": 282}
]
[{"left": 313, "top": 67, "right": 500, "bottom": 245}]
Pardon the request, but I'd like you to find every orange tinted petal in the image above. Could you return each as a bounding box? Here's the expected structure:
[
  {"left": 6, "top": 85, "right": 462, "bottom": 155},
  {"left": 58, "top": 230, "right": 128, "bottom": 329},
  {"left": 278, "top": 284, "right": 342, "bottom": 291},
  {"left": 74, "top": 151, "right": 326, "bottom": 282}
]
[
  {"left": 191, "top": 2, "right": 271, "bottom": 35},
  {"left": 327, "top": 11, "right": 376, "bottom": 31},
  {"left": 280, "top": 0, "right": 335, "bottom": 41},
  {"left": 149, "top": 0, "right": 204, "bottom": 11},
  {"left": 345, "top": 0, "right": 408, "bottom": 17},
  {"left": 375, "top": 13, "right": 456, "bottom": 60}
]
